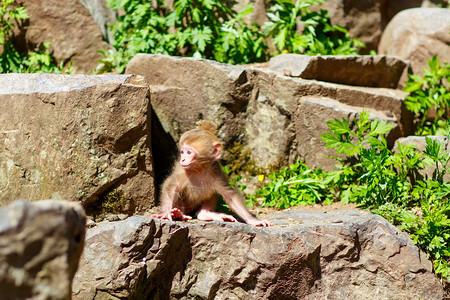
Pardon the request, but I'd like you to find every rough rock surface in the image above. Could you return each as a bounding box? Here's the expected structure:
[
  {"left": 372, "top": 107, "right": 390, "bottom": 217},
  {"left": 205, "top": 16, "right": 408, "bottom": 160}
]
[
  {"left": 267, "top": 54, "right": 411, "bottom": 89},
  {"left": 16, "top": 0, "right": 110, "bottom": 73},
  {"left": 0, "top": 200, "right": 86, "bottom": 300},
  {"left": 73, "top": 209, "right": 443, "bottom": 299},
  {"left": 0, "top": 74, "right": 155, "bottom": 213},
  {"left": 311, "top": 0, "right": 447, "bottom": 52},
  {"left": 126, "top": 54, "right": 412, "bottom": 171},
  {"left": 379, "top": 8, "right": 450, "bottom": 75},
  {"left": 78, "top": 0, "right": 117, "bottom": 43}
]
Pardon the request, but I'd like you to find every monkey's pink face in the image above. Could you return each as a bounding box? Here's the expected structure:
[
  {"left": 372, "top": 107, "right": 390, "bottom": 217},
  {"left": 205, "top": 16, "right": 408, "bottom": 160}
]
[{"left": 180, "top": 145, "right": 197, "bottom": 169}]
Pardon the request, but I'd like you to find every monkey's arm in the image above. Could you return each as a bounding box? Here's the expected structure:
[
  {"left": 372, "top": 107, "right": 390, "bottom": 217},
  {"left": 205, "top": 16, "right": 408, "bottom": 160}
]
[{"left": 154, "top": 177, "right": 192, "bottom": 221}]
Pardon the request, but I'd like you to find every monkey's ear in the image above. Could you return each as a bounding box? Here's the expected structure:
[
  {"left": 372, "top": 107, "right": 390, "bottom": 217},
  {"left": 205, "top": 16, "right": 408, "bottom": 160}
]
[{"left": 212, "top": 142, "right": 222, "bottom": 160}]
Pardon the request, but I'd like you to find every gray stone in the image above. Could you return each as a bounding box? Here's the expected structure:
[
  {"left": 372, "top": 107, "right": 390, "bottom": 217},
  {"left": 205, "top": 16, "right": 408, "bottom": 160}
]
[
  {"left": 294, "top": 96, "right": 399, "bottom": 170},
  {"left": 78, "top": 0, "right": 117, "bottom": 43},
  {"left": 73, "top": 209, "right": 444, "bottom": 299},
  {"left": 379, "top": 8, "right": 450, "bottom": 76},
  {"left": 267, "top": 54, "right": 411, "bottom": 89},
  {"left": 17, "top": 0, "right": 110, "bottom": 73},
  {"left": 0, "top": 74, "right": 155, "bottom": 214},
  {"left": 310, "top": 0, "right": 447, "bottom": 53},
  {"left": 0, "top": 200, "right": 86, "bottom": 300}
]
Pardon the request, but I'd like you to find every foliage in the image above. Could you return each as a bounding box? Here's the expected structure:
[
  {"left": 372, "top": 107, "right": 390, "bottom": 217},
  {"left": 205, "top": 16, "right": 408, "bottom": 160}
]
[
  {"left": 99, "top": 0, "right": 267, "bottom": 73},
  {"left": 99, "top": 0, "right": 364, "bottom": 73},
  {"left": 252, "top": 110, "right": 450, "bottom": 280},
  {"left": 322, "top": 111, "right": 450, "bottom": 279},
  {"left": 213, "top": 4, "right": 267, "bottom": 65},
  {"left": 262, "top": 0, "right": 363, "bottom": 55},
  {"left": 404, "top": 55, "right": 450, "bottom": 135},
  {"left": 0, "top": 0, "right": 68, "bottom": 73},
  {"left": 321, "top": 111, "right": 423, "bottom": 208},
  {"left": 250, "top": 160, "right": 333, "bottom": 208}
]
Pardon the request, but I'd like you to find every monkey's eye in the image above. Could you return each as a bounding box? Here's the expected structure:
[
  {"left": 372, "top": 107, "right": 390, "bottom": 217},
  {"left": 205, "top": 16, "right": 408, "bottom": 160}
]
[{"left": 187, "top": 150, "right": 192, "bottom": 155}]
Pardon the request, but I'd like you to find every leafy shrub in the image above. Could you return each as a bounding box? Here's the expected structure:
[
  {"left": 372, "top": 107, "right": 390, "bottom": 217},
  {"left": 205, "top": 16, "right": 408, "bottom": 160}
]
[
  {"left": 250, "top": 160, "right": 333, "bottom": 208},
  {"left": 262, "top": 0, "right": 363, "bottom": 55},
  {"left": 404, "top": 55, "right": 450, "bottom": 136},
  {"left": 0, "top": 0, "right": 68, "bottom": 73},
  {"left": 321, "top": 111, "right": 423, "bottom": 208},
  {"left": 99, "top": 0, "right": 364, "bottom": 73},
  {"left": 99, "top": 0, "right": 267, "bottom": 73}
]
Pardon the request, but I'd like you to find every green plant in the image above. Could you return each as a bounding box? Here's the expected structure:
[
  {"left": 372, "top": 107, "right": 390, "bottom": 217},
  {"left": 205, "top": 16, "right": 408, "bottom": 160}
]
[
  {"left": 423, "top": 136, "right": 450, "bottom": 183},
  {"left": 0, "top": 0, "right": 69, "bottom": 73},
  {"left": 403, "top": 180, "right": 450, "bottom": 279},
  {"left": 213, "top": 4, "right": 267, "bottom": 64},
  {"left": 321, "top": 111, "right": 450, "bottom": 280},
  {"left": 262, "top": 0, "right": 364, "bottom": 55},
  {"left": 100, "top": 0, "right": 365, "bottom": 73},
  {"left": 404, "top": 55, "right": 450, "bottom": 135},
  {"left": 251, "top": 160, "right": 333, "bottom": 208},
  {"left": 97, "top": 0, "right": 168, "bottom": 73},
  {"left": 0, "top": 0, "right": 27, "bottom": 44},
  {"left": 99, "top": 0, "right": 267, "bottom": 73},
  {"left": 321, "top": 111, "right": 426, "bottom": 208}
]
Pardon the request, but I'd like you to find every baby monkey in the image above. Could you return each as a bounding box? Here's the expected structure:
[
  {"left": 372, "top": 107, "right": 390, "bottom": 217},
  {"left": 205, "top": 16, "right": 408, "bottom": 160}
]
[{"left": 153, "top": 120, "right": 272, "bottom": 227}]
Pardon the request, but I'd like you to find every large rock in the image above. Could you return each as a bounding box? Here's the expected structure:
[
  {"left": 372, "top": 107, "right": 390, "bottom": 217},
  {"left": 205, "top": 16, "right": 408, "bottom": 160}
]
[
  {"left": 379, "top": 8, "right": 450, "bottom": 75},
  {"left": 294, "top": 96, "right": 399, "bottom": 169},
  {"left": 17, "top": 0, "right": 110, "bottom": 73},
  {"left": 0, "top": 200, "right": 86, "bottom": 300},
  {"left": 312, "top": 0, "right": 447, "bottom": 53},
  {"left": 0, "top": 74, "right": 155, "bottom": 214},
  {"left": 78, "top": 0, "right": 117, "bottom": 43},
  {"left": 267, "top": 54, "right": 411, "bottom": 89},
  {"left": 126, "top": 54, "right": 412, "bottom": 171},
  {"left": 73, "top": 209, "right": 443, "bottom": 299}
]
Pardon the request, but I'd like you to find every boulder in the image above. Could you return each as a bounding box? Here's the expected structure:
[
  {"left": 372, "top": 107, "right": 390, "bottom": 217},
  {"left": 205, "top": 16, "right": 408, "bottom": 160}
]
[
  {"left": 0, "top": 74, "right": 155, "bottom": 215},
  {"left": 294, "top": 96, "right": 399, "bottom": 169},
  {"left": 311, "top": 0, "right": 447, "bottom": 53},
  {"left": 78, "top": 0, "right": 117, "bottom": 43},
  {"left": 267, "top": 54, "right": 411, "bottom": 89},
  {"left": 16, "top": 0, "right": 110, "bottom": 73},
  {"left": 126, "top": 54, "right": 412, "bottom": 171},
  {"left": 0, "top": 200, "right": 86, "bottom": 300},
  {"left": 378, "top": 8, "right": 450, "bottom": 75},
  {"left": 73, "top": 209, "right": 444, "bottom": 299}
]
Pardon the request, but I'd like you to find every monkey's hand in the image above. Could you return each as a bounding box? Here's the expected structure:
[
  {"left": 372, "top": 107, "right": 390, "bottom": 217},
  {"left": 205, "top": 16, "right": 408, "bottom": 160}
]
[
  {"left": 170, "top": 208, "right": 193, "bottom": 220},
  {"left": 152, "top": 208, "right": 192, "bottom": 221},
  {"left": 246, "top": 218, "right": 272, "bottom": 227}
]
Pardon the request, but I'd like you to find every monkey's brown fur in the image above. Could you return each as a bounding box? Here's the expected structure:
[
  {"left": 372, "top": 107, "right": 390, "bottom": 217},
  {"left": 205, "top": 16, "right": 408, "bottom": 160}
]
[{"left": 153, "top": 120, "right": 271, "bottom": 227}]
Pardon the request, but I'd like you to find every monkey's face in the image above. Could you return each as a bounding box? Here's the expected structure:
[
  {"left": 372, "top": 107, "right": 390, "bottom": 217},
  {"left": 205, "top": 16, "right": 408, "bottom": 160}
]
[{"left": 180, "top": 144, "right": 197, "bottom": 169}]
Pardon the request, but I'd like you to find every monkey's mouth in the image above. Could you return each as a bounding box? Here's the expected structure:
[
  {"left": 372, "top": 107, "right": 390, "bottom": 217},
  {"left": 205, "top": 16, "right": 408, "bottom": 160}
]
[{"left": 181, "top": 163, "right": 192, "bottom": 169}]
